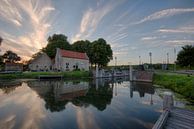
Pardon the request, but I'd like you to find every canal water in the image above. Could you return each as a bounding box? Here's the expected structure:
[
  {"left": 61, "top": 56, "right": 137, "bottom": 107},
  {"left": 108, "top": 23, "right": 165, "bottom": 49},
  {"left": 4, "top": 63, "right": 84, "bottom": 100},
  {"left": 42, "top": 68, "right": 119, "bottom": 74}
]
[{"left": 0, "top": 77, "right": 163, "bottom": 129}]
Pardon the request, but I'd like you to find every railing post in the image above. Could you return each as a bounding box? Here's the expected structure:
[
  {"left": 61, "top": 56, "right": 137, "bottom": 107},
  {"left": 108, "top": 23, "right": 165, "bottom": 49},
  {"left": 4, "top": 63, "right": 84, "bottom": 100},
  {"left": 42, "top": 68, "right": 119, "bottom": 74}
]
[
  {"left": 130, "top": 65, "right": 133, "bottom": 81},
  {"left": 163, "top": 92, "right": 174, "bottom": 110}
]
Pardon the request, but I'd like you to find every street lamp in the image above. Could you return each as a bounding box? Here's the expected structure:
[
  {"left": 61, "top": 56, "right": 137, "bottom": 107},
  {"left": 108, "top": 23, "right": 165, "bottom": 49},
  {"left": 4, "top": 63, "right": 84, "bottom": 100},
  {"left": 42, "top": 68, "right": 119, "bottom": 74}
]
[
  {"left": 149, "top": 52, "right": 152, "bottom": 64},
  {"left": 139, "top": 56, "right": 141, "bottom": 65},
  {"left": 115, "top": 56, "right": 117, "bottom": 67},
  {"left": 167, "top": 52, "right": 169, "bottom": 70},
  {"left": 174, "top": 48, "right": 176, "bottom": 71},
  {"left": 149, "top": 52, "right": 152, "bottom": 69}
]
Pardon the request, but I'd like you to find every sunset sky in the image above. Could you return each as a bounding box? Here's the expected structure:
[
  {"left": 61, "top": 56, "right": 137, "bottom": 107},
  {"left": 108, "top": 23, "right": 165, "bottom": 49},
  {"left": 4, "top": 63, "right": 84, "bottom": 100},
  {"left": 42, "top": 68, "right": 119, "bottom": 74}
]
[{"left": 0, "top": 0, "right": 194, "bottom": 65}]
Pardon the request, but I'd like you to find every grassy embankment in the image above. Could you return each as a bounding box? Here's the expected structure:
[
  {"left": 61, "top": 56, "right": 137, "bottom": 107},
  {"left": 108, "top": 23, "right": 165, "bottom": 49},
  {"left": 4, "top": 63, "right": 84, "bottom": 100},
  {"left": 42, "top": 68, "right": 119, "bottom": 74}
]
[
  {"left": 0, "top": 71, "right": 90, "bottom": 79},
  {"left": 153, "top": 72, "right": 194, "bottom": 100}
]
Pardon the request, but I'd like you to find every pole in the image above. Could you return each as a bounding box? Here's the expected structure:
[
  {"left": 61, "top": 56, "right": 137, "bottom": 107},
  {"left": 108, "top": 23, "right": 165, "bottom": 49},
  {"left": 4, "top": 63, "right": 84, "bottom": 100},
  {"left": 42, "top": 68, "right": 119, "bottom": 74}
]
[
  {"left": 139, "top": 56, "right": 141, "bottom": 65},
  {"left": 149, "top": 52, "right": 152, "bottom": 69},
  {"left": 115, "top": 57, "right": 117, "bottom": 67},
  {"left": 130, "top": 65, "right": 133, "bottom": 81},
  {"left": 167, "top": 53, "right": 169, "bottom": 70},
  {"left": 174, "top": 48, "right": 176, "bottom": 71}
]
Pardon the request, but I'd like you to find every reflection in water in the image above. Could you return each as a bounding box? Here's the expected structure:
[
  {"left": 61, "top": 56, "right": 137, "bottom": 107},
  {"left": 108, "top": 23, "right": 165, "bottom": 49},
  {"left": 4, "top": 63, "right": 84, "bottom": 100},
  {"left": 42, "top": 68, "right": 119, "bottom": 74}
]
[
  {"left": 0, "top": 77, "right": 163, "bottom": 129},
  {"left": 0, "top": 80, "right": 22, "bottom": 94},
  {"left": 27, "top": 79, "right": 114, "bottom": 112}
]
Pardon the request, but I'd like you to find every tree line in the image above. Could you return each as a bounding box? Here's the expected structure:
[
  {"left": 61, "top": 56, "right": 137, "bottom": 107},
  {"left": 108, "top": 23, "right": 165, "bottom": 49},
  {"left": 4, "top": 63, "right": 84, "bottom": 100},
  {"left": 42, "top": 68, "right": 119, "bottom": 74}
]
[
  {"left": 176, "top": 45, "right": 194, "bottom": 69},
  {"left": 1, "top": 33, "right": 194, "bottom": 69},
  {"left": 42, "top": 34, "right": 113, "bottom": 67}
]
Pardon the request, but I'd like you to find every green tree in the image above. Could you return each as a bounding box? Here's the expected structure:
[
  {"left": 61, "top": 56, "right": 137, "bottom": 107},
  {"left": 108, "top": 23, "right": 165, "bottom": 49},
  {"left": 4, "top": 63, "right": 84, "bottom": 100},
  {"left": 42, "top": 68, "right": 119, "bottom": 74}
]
[
  {"left": 72, "top": 40, "right": 91, "bottom": 53},
  {"left": 177, "top": 45, "right": 194, "bottom": 69},
  {"left": 90, "top": 38, "right": 113, "bottom": 67},
  {"left": 43, "top": 34, "right": 71, "bottom": 58},
  {"left": 0, "top": 36, "right": 2, "bottom": 45},
  {"left": 2, "top": 50, "right": 21, "bottom": 63}
]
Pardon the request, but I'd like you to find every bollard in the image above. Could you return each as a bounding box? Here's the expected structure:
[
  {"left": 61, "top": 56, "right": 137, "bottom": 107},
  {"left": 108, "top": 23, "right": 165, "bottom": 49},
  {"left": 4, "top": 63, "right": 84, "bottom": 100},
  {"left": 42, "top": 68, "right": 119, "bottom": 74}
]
[{"left": 163, "top": 92, "right": 174, "bottom": 110}]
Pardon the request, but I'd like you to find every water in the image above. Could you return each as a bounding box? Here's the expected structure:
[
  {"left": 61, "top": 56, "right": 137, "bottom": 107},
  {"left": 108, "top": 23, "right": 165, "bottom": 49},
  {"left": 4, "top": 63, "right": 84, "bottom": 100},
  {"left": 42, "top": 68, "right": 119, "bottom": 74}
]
[{"left": 0, "top": 77, "right": 163, "bottom": 129}]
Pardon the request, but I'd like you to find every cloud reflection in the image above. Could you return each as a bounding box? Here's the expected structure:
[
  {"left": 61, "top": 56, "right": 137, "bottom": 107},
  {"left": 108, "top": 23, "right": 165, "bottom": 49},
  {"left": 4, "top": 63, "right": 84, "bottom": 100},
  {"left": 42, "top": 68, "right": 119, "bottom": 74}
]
[{"left": 0, "top": 82, "right": 46, "bottom": 129}]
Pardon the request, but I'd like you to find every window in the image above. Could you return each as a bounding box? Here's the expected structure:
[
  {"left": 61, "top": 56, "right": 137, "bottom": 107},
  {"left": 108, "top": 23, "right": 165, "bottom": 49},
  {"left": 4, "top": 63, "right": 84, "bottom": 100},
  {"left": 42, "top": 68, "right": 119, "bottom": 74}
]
[{"left": 66, "top": 63, "right": 69, "bottom": 69}]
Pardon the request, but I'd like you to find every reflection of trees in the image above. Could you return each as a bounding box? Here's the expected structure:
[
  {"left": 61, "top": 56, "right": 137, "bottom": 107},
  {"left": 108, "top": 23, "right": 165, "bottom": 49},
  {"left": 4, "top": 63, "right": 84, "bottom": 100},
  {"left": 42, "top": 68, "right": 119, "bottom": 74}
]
[
  {"left": 0, "top": 80, "right": 22, "bottom": 94},
  {"left": 27, "top": 79, "right": 114, "bottom": 112},
  {"left": 130, "top": 82, "right": 155, "bottom": 98},
  {"left": 28, "top": 80, "right": 68, "bottom": 112}
]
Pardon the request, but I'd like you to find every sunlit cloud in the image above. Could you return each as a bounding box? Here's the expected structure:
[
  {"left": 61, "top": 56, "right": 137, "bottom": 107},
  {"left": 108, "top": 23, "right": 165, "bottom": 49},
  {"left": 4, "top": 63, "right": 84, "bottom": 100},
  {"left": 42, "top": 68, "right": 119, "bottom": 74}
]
[
  {"left": 0, "top": 0, "right": 22, "bottom": 27},
  {"left": 75, "top": 107, "right": 100, "bottom": 129},
  {"left": 133, "top": 8, "right": 194, "bottom": 24},
  {"left": 0, "top": 0, "right": 55, "bottom": 60}
]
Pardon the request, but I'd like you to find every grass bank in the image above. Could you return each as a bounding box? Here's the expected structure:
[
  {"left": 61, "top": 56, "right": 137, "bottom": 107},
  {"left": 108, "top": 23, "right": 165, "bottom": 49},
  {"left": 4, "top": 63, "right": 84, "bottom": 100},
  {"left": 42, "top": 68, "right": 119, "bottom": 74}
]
[
  {"left": 153, "top": 72, "right": 194, "bottom": 100},
  {"left": 0, "top": 71, "right": 90, "bottom": 79}
]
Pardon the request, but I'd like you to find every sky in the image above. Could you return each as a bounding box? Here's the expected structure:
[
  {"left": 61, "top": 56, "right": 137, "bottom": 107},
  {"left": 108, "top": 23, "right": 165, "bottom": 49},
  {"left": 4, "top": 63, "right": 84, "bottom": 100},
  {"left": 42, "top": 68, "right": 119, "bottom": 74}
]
[{"left": 0, "top": 0, "right": 194, "bottom": 65}]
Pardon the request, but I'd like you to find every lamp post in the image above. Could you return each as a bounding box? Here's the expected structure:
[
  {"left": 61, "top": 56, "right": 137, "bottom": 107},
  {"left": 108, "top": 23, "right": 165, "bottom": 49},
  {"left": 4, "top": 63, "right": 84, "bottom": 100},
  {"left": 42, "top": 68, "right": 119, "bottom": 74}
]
[
  {"left": 115, "top": 56, "right": 117, "bottom": 67},
  {"left": 139, "top": 56, "right": 141, "bottom": 65},
  {"left": 149, "top": 52, "right": 152, "bottom": 69},
  {"left": 167, "top": 52, "right": 169, "bottom": 70},
  {"left": 174, "top": 48, "right": 176, "bottom": 71}
]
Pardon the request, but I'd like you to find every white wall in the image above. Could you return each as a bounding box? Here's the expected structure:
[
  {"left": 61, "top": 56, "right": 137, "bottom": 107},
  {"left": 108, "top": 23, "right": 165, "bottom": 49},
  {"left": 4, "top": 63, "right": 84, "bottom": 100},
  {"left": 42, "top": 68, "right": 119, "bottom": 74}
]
[
  {"left": 60, "top": 57, "right": 89, "bottom": 71},
  {"left": 29, "top": 53, "right": 52, "bottom": 71}
]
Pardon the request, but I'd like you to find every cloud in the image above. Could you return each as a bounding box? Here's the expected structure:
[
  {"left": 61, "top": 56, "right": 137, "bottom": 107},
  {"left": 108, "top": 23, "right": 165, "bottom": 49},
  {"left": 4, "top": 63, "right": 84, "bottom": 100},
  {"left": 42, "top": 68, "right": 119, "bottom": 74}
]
[
  {"left": 0, "top": 0, "right": 55, "bottom": 60},
  {"left": 158, "top": 27, "right": 194, "bottom": 33},
  {"left": 110, "top": 33, "right": 128, "bottom": 42},
  {"left": 72, "top": 6, "right": 112, "bottom": 42},
  {"left": 0, "top": 0, "right": 22, "bottom": 26},
  {"left": 71, "top": 1, "right": 124, "bottom": 42},
  {"left": 133, "top": 8, "right": 194, "bottom": 24},
  {"left": 141, "top": 36, "right": 157, "bottom": 41},
  {"left": 165, "top": 40, "right": 194, "bottom": 46},
  {"left": 0, "top": 83, "right": 47, "bottom": 129},
  {"left": 131, "top": 47, "right": 137, "bottom": 50}
]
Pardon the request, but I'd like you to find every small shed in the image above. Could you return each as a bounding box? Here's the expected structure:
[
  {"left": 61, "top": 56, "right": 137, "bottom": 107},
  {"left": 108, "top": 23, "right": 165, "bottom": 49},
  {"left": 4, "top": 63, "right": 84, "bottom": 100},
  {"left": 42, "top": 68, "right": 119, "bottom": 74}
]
[{"left": 5, "top": 63, "right": 23, "bottom": 71}]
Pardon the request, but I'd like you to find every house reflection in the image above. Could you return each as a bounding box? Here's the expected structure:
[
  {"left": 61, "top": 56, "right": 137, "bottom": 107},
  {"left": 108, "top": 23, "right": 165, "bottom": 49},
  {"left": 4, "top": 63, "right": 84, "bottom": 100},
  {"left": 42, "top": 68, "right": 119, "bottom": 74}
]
[{"left": 27, "top": 79, "right": 114, "bottom": 112}]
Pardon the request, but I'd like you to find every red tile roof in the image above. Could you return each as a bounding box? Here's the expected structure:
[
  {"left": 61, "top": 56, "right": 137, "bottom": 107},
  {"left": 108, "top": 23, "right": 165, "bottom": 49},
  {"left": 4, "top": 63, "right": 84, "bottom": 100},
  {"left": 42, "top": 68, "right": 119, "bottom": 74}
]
[{"left": 60, "top": 49, "right": 89, "bottom": 60}]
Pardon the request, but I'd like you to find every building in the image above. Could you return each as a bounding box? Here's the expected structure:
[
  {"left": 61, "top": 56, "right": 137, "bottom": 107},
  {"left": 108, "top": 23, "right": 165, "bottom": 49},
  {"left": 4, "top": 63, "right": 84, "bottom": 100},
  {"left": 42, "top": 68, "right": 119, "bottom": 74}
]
[
  {"left": 28, "top": 53, "right": 52, "bottom": 71},
  {"left": 54, "top": 48, "right": 89, "bottom": 71},
  {"left": 5, "top": 63, "right": 23, "bottom": 71},
  {"left": 28, "top": 48, "right": 89, "bottom": 72}
]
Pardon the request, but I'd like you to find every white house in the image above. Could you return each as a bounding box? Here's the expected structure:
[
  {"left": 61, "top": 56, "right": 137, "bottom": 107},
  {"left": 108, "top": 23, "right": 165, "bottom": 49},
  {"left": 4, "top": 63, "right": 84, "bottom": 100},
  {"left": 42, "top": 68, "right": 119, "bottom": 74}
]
[
  {"left": 28, "top": 53, "right": 52, "bottom": 71},
  {"left": 28, "top": 48, "right": 89, "bottom": 71},
  {"left": 54, "top": 48, "right": 89, "bottom": 71}
]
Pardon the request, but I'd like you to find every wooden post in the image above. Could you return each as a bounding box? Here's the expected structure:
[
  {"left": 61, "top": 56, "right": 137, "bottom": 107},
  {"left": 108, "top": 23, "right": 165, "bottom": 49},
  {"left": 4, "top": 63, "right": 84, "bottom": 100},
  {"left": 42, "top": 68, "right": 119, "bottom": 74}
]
[
  {"left": 163, "top": 92, "right": 174, "bottom": 110},
  {"left": 130, "top": 65, "right": 133, "bottom": 81}
]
